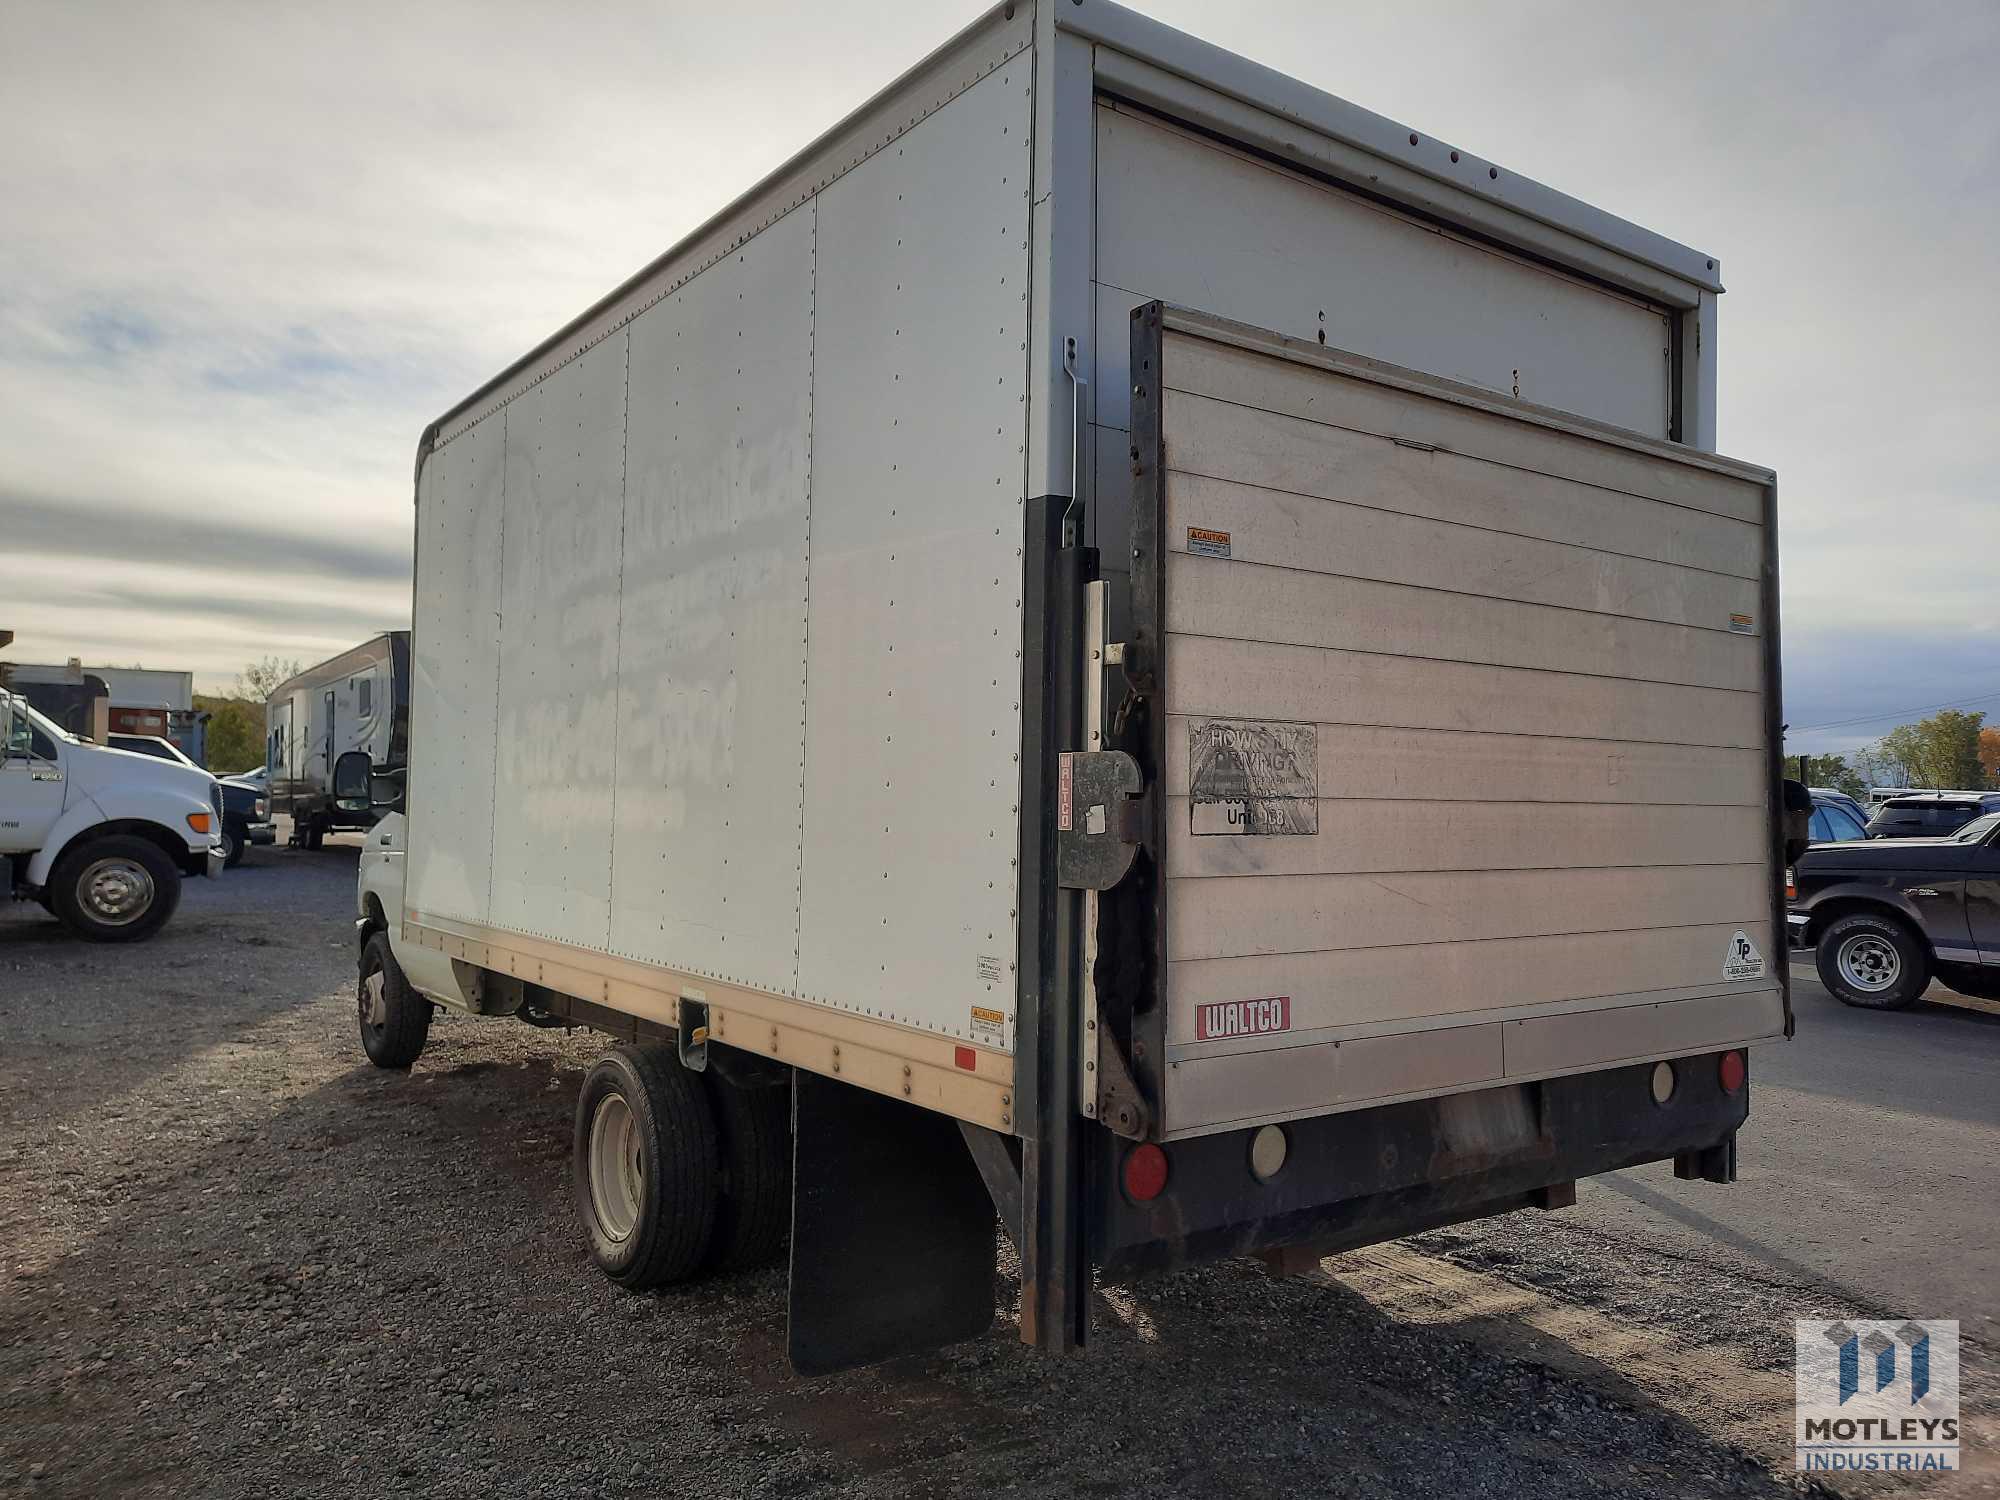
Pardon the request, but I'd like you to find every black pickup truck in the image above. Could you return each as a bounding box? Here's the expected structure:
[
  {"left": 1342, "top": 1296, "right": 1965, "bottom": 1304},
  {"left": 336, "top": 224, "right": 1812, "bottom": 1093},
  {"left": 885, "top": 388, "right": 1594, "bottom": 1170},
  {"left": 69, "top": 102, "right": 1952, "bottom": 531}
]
[{"left": 1788, "top": 810, "right": 2000, "bottom": 1008}]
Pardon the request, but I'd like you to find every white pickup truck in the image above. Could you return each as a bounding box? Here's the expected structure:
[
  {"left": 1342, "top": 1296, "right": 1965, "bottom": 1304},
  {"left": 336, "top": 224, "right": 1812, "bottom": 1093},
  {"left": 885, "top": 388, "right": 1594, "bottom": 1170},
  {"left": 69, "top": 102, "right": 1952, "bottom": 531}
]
[{"left": 2, "top": 686, "right": 222, "bottom": 940}]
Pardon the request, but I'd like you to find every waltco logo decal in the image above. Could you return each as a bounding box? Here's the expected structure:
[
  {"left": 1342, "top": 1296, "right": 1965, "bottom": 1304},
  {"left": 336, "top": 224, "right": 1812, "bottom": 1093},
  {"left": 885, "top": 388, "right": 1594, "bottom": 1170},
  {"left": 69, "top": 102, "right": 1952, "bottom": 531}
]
[{"left": 1195, "top": 995, "right": 1291, "bottom": 1041}]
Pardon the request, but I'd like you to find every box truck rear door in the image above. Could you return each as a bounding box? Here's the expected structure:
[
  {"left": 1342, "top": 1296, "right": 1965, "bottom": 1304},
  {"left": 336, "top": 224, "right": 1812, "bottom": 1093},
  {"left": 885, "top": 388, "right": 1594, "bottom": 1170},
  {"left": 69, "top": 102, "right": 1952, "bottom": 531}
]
[{"left": 1124, "top": 305, "right": 1786, "bottom": 1141}]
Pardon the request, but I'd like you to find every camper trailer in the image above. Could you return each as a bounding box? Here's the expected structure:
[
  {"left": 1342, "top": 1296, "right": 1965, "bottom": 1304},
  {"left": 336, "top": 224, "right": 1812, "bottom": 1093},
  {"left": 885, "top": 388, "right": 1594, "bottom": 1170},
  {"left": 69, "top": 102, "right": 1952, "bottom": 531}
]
[{"left": 268, "top": 632, "right": 408, "bottom": 847}]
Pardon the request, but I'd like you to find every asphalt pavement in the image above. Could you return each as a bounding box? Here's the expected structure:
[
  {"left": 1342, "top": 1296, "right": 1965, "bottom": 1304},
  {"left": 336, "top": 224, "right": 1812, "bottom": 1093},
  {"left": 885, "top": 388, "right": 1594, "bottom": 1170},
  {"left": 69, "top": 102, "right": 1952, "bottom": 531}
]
[{"left": 1570, "top": 955, "right": 2000, "bottom": 1346}]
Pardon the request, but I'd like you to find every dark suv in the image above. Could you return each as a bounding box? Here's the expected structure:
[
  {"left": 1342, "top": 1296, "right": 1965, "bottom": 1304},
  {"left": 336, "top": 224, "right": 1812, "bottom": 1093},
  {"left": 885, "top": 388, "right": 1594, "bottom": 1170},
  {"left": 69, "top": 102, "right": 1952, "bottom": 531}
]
[
  {"left": 1788, "top": 810, "right": 2000, "bottom": 1008},
  {"left": 1864, "top": 792, "right": 2000, "bottom": 839}
]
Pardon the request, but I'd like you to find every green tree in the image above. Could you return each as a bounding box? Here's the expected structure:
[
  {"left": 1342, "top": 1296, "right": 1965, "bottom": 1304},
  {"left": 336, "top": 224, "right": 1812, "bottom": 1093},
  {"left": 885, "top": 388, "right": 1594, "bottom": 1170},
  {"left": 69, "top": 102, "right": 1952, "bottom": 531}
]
[
  {"left": 236, "top": 655, "right": 300, "bottom": 701},
  {"left": 1794, "top": 754, "right": 1866, "bottom": 800},
  {"left": 1878, "top": 709, "right": 1987, "bottom": 791},
  {"left": 196, "top": 695, "right": 264, "bottom": 774}
]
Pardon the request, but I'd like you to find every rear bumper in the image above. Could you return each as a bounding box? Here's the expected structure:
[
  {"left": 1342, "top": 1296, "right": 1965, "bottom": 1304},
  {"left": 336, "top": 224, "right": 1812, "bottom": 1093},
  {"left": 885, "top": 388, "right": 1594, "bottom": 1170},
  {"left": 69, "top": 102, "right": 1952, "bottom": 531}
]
[{"left": 1088, "top": 1055, "right": 1750, "bottom": 1278}]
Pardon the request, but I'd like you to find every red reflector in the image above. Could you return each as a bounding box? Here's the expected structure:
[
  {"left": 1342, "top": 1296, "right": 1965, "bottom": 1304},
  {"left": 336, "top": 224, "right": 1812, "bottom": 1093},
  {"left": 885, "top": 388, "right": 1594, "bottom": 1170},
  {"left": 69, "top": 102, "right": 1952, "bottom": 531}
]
[
  {"left": 1717, "top": 1050, "right": 1746, "bottom": 1094},
  {"left": 1122, "top": 1143, "right": 1170, "bottom": 1202},
  {"left": 953, "top": 1045, "right": 976, "bottom": 1071}
]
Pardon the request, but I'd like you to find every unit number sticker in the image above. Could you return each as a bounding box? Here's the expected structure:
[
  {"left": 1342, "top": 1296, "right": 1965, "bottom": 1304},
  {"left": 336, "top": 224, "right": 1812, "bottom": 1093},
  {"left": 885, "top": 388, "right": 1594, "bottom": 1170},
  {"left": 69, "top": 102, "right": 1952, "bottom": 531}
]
[
  {"left": 1187, "top": 719, "right": 1318, "bottom": 835},
  {"left": 1722, "top": 930, "right": 1766, "bottom": 982}
]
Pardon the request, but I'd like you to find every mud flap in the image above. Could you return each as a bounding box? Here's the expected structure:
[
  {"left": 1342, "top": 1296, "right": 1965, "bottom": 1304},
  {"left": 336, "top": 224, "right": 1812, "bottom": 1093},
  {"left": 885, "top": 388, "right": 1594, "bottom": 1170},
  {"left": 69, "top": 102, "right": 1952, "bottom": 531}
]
[{"left": 786, "top": 1072, "right": 996, "bottom": 1376}]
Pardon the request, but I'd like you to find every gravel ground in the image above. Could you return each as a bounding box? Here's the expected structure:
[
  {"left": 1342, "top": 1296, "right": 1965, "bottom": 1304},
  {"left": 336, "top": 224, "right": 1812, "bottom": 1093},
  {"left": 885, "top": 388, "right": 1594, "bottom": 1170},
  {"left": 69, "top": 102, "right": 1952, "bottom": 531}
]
[{"left": 1, "top": 840, "right": 1987, "bottom": 1498}]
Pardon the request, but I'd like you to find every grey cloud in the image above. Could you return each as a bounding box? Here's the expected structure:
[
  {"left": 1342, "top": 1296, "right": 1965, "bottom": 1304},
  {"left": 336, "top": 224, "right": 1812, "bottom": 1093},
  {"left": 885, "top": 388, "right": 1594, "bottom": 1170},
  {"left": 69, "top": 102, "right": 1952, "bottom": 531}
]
[{"left": 0, "top": 489, "right": 410, "bottom": 584}]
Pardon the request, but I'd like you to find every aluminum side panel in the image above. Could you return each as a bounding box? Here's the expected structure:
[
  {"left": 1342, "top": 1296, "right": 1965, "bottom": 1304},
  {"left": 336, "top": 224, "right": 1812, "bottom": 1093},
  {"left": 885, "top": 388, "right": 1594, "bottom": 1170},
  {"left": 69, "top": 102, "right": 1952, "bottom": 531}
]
[
  {"left": 408, "top": 422, "right": 503, "bottom": 925},
  {"left": 796, "top": 60, "right": 1031, "bottom": 1047},
  {"left": 609, "top": 205, "right": 815, "bottom": 988},
  {"left": 1093, "top": 105, "right": 1674, "bottom": 442},
  {"left": 488, "top": 336, "right": 627, "bottom": 947}
]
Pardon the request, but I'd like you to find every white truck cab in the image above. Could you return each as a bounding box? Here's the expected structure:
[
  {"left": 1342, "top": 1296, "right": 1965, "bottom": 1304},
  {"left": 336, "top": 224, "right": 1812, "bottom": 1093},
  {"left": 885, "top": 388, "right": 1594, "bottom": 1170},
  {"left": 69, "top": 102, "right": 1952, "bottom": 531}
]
[
  {"left": 353, "top": 811, "right": 470, "bottom": 1065},
  {"left": 2, "top": 686, "right": 222, "bottom": 940}
]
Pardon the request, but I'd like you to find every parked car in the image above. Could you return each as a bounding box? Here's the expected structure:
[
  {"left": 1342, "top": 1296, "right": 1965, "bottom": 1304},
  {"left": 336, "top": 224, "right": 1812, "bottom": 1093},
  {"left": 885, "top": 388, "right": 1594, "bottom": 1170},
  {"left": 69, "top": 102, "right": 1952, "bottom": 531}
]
[
  {"left": 107, "top": 734, "right": 271, "bottom": 867},
  {"left": 1788, "top": 810, "right": 2000, "bottom": 1008},
  {"left": 1863, "top": 792, "right": 2000, "bottom": 840},
  {"left": 215, "top": 774, "right": 276, "bottom": 867},
  {"left": 1808, "top": 786, "right": 1868, "bottom": 828},
  {"left": 1807, "top": 791, "right": 1870, "bottom": 844}
]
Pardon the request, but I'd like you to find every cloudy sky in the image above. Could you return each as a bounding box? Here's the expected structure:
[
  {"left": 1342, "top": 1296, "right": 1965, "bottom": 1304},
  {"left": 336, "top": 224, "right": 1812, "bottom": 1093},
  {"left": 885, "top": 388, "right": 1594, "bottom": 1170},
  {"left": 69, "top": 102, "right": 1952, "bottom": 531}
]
[{"left": 2, "top": 0, "right": 1994, "bottom": 754}]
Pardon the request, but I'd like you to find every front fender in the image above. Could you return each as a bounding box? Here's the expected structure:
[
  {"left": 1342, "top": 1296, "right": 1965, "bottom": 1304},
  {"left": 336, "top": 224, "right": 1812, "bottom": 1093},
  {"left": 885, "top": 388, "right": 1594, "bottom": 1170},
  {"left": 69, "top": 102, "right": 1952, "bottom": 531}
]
[
  {"left": 1797, "top": 881, "right": 1933, "bottom": 946},
  {"left": 24, "top": 788, "right": 209, "bottom": 887}
]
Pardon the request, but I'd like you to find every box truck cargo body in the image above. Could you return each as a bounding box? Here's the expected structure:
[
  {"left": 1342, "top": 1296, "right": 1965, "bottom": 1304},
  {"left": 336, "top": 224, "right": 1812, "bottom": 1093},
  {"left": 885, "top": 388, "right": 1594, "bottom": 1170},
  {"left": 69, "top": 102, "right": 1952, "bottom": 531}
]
[{"left": 380, "top": 0, "right": 1785, "bottom": 1372}]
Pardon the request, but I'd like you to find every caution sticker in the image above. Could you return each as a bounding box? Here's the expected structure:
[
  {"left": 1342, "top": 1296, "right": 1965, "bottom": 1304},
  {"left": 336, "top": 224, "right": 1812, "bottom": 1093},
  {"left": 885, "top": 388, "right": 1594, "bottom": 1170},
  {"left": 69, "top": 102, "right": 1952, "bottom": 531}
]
[
  {"left": 1722, "top": 930, "right": 1766, "bottom": 982},
  {"left": 1728, "top": 613, "right": 1756, "bottom": 635},
  {"left": 1186, "top": 526, "right": 1232, "bottom": 559},
  {"left": 969, "top": 1005, "right": 1006, "bottom": 1048}
]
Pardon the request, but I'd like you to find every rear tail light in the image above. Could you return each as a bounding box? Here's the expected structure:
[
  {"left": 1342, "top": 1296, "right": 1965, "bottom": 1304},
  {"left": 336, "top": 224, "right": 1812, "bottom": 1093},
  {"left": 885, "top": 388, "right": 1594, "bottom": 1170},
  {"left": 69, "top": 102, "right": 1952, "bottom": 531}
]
[
  {"left": 1717, "top": 1050, "right": 1746, "bottom": 1095},
  {"left": 1122, "top": 1143, "right": 1169, "bottom": 1202},
  {"left": 1785, "top": 866, "right": 1796, "bottom": 900}
]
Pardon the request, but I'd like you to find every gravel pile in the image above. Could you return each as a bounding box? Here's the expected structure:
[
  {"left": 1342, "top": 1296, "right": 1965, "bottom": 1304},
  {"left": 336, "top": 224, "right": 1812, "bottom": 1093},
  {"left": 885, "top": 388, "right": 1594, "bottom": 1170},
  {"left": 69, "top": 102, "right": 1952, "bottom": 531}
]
[{"left": 0, "top": 844, "right": 1957, "bottom": 1497}]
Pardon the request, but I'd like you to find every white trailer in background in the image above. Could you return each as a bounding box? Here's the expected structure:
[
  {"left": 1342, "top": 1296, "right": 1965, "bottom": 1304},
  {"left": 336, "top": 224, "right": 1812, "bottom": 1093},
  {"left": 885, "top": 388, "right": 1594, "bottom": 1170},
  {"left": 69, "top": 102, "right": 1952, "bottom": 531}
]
[
  {"left": 268, "top": 632, "right": 408, "bottom": 847},
  {"left": 355, "top": 0, "right": 1787, "bottom": 1373}
]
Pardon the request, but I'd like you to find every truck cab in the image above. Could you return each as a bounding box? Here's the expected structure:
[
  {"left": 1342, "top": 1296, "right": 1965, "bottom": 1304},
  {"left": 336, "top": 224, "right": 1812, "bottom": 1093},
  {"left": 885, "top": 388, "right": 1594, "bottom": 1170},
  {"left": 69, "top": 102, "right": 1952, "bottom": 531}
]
[{"left": 2, "top": 686, "right": 222, "bottom": 940}]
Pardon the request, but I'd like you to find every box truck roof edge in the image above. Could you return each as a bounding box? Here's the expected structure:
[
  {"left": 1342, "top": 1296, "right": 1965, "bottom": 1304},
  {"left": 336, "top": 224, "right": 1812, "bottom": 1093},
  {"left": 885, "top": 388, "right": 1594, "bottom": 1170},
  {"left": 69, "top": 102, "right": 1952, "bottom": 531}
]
[{"left": 416, "top": 0, "right": 1721, "bottom": 462}]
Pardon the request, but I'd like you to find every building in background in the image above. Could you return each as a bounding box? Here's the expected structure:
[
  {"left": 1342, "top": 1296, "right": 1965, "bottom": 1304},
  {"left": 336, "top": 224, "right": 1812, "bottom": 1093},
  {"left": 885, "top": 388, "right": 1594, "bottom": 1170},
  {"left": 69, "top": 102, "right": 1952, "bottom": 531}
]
[{"left": 0, "top": 656, "right": 208, "bottom": 764}]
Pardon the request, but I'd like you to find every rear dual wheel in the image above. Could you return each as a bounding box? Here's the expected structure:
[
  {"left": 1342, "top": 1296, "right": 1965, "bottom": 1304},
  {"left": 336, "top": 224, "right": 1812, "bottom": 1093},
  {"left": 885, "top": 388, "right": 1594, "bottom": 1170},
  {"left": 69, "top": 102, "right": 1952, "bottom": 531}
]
[{"left": 572, "top": 1044, "right": 790, "bottom": 1289}]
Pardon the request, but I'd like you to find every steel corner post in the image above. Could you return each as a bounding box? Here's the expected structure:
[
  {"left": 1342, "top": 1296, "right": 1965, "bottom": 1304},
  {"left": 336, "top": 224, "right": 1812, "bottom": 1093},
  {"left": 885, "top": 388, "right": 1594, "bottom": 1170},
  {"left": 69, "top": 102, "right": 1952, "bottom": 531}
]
[{"left": 1016, "top": 495, "right": 1091, "bottom": 1354}]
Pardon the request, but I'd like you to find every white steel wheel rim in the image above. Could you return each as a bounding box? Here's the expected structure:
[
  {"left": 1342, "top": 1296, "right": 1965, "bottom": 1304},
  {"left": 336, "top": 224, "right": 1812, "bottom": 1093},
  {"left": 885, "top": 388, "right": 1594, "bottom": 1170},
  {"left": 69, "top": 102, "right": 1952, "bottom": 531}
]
[
  {"left": 360, "top": 968, "right": 388, "bottom": 1030},
  {"left": 78, "top": 856, "right": 154, "bottom": 925},
  {"left": 589, "top": 1094, "right": 645, "bottom": 1244},
  {"left": 1836, "top": 932, "right": 1901, "bottom": 994}
]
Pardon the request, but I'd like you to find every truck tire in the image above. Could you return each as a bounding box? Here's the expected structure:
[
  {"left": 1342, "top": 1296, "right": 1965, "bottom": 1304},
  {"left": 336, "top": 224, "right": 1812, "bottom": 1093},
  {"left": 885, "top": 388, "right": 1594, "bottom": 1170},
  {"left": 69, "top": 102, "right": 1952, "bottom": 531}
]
[
  {"left": 304, "top": 817, "right": 326, "bottom": 852},
  {"left": 704, "top": 1071, "right": 792, "bottom": 1271},
  {"left": 358, "top": 931, "right": 431, "bottom": 1068},
  {"left": 573, "top": 1045, "right": 718, "bottom": 1289},
  {"left": 1816, "top": 912, "right": 1929, "bottom": 1010},
  {"left": 48, "top": 835, "right": 181, "bottom": 943},
  {"left": 219, "top": 825, "right": 245, "bottom": 868}
]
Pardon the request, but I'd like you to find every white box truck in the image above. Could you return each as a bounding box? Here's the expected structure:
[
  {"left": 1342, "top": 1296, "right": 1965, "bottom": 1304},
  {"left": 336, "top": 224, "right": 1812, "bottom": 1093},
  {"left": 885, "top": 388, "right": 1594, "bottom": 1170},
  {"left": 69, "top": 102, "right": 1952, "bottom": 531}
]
[{"left": 356, "top": 0, "right": 1788, "bottom": 1373}]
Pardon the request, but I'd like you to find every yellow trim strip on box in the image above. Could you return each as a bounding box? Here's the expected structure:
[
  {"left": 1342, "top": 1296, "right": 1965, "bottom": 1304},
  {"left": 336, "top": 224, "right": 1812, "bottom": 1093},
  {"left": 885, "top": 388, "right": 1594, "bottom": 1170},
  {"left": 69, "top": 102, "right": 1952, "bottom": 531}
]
[{"left": 404, "top": 913, "right": 1016, "bottom": 1133}]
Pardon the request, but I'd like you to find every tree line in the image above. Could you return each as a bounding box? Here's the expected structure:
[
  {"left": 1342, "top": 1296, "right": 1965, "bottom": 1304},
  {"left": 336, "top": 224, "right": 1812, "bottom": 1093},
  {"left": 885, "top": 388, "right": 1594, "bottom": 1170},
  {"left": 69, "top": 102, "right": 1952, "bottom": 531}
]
[
  {"left": 193, "top": 656, "right": 299, "bottom": 775},
  {"left": 1795, "top": 708, "right": 2000, "bottom": 799}
]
